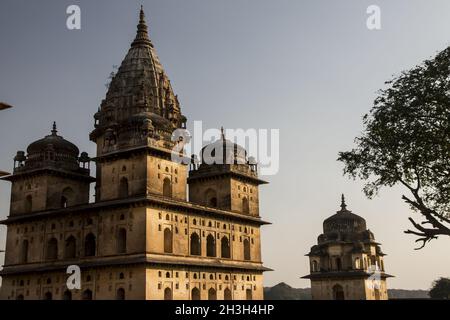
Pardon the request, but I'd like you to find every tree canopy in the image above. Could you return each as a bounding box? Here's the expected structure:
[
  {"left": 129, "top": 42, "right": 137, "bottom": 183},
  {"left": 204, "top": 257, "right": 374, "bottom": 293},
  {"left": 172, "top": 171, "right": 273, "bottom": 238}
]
[
  {"left": 429, "top": 277, "right": 450, "bottom": 299},
  {"left": 338, "top": 47, "right": 450, "bottom": 249}
]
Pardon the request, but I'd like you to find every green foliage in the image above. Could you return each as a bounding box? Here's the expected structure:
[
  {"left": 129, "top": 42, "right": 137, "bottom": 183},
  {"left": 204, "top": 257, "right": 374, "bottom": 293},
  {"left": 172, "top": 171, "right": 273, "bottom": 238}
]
[{"left": 338, "top": 47, "right": 450, "bottom": 248}]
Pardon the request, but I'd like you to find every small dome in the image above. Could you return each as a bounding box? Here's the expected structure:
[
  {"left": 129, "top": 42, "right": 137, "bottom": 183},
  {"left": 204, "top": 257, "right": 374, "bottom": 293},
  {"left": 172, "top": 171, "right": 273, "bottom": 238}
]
[
  {"left": 323, "top": 195, "right": 367, "bottom": 234},
  {"left": 23, "top": 123, "right": 80, "bottom": 171},
  {"left": 27, "top": 122, "right": 79, "bottom": 157},
  {"left": 200, "top": 128, "right": 247, "bottom": 164}
]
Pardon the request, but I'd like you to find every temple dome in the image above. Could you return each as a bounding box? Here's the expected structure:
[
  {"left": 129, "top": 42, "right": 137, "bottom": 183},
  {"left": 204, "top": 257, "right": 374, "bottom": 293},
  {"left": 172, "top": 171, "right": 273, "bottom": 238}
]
[
  {"left": 200, "top": 128, "right": 247, "bottom": 165},
  {"left": 323, "top": 195, "right": 367, "bottom": 234},
  {"left": 23, "top": 122, "right": 81, "bottom": 171},
  {"left": 27, "top": 122, "right": 79, "bottom": 157}
]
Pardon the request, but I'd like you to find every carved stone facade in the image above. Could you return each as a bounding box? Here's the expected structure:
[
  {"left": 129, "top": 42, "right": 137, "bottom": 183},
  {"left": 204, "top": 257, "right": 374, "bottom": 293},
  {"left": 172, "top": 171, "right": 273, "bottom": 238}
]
[
  {"left": 302, "top": 196, "right": 393, "bottom": 300},
  {"left": 0, "top": 7, "right": 270, "bottom": 300}
]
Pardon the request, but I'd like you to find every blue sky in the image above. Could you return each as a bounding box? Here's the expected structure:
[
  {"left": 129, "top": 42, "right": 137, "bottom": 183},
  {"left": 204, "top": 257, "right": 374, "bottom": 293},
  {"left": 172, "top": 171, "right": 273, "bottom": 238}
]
[{"left": 1, "top": 0, "right": 450, "bottom": 290}]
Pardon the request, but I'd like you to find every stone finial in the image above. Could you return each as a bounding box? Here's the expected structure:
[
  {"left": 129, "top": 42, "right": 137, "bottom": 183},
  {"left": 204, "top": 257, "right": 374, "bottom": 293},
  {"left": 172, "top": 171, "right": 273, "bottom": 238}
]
[
  {"left": 51, "top": 121, "right": 58, "bottom": 136},
  {"left": 340, "top": 194, "right": 347, "bottom": 211},
  {"left": 131, "top": 5, "right": 153, "bottom": 48}
]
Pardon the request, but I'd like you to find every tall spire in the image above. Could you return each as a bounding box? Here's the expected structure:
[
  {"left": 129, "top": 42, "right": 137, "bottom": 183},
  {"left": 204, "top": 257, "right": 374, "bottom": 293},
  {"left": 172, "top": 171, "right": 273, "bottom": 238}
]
[
  {"left": 131, "top": 6, "right": 153, "bottom": 48},
  {"left": 220, "top": 126, "right": 226, "bottom": 140},
  {"left": 51, "top": 121, "right": 58, "bottom": 136},
  {"left": 340, "top": 194, "right": 347, "bottom": 211}
]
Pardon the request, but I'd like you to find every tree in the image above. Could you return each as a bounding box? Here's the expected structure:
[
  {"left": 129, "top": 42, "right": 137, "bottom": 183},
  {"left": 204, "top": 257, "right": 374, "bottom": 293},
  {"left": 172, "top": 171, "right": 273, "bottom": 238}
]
[
  {"left": 338, "top": 47, "right": 450, "bottom": 249},
  {"left": 429, "top": 277, "right": 450, "bottom": 299}
]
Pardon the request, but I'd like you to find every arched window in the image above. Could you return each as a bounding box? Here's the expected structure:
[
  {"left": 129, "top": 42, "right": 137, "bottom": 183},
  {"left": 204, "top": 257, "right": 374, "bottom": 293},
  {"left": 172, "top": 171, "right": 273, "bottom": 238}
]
[
  {"left": 117, "top": 228, "right": 127, "bottom": 254},
  {"left": 332, "top": 284, "right": 345, "bottom": 300},
  {"left": 208, "top": 288, "right": 217, "bottom": 300},
  {"left": 16, "top": 294, "right": 24, "bottom": 300},
  {"left": 311, "top": 260, "right": 318, "bottom": 272},
  {"left": 25, "top": 195, "right": 32, "bottom": 213},
  {"left": 84, "top": 233, "right": 96, "bottom": 257},
  {"left": 246, "top": 289, "right": 253, "bottom": 300},
  {"left": 163, "top": 178, "right": 172, "bottom": 197},
  {"left": 46, "top": 238, "right": 58, "bottom": 260},
  {"left": 224, "top": 287, "right": 232, "bottom": 300},
  {"left": 119, "top": 177, "right": 129, "bottom": 198},
  {"left": 190, "top": 232, "right": 201, "bottom": 256},
  {"left": 191, "top": 287, "right": 200, "bottom": 300},
  {"left": 82, "top": 289, "right": 93, "bottom": 300},
  {"left": 164, "top": 288, "right": 172, "bottom": 300},
  {"left": 164, "top": 228, "right": 173, "bottom": 253},
  {"left": 221, "top": 236, "right": 231, "bottom": 258},
  {"left": 354, "top": 257, "right": 361, "bottom": 269},
  {"left": 20, "top": 240, "right": 29, "bottom": 263},
  {"left": 61, "top": 187, "right": 74, "bottom": 208},
  {"left": 65, "top": 236, "right": 77, "bottom": 259},
  {"left": 243, "top": 238, "right": 251, "bottom": 261},
  {"left": 206, "top": 234, "right": 216, "bottom": 257},
  {"left": 242, "top": 197, "right": 249, "bottom": 214},
  {"left": 62, "top": 290, "right": 72, "bottom": 300},
  {"left": 44, "top": 292, "right": 53, "bottom": 300},
  {"left": 116, "top": 288, "right": 125, "bottom": 300},
  {"left": 205, "top": 189, "right": 218, "bottom": 207}
]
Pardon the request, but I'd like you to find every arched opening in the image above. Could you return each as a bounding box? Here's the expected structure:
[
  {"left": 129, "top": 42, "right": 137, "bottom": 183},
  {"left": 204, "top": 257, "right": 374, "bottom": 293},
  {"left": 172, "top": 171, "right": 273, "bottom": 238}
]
[
  {"left": 242, "top": 197, "right": 249, "bottom": 214},
  {"left": 221, "top": 236, "right": 230, "bottom": 258},
  {"left": 61, "top": 196, "right": 68, "bottom": 208},
  {"left": 164, "top": 228, "right": 173, "bottom": 253},
  {"left": 354, "top": 257, "right": 361, "bottom": 269},
  {"left": 243, "top": 238, "right": 251, "bottom": 261},
  {"left": 206, "top": 234, "right": 216, "bottom": 257},
  {"left": 44, "top": 292, "right": 52, "bottom": 300},
  {"left": 61, "top": 187, "right": 74, "bottom": 208},
  {"left": 311, "top": 260, "right": 318, "bottom": 272},
  {"left": 20, "top": 240, "right": 29, "bottom": 263},
  {"left": 191, "top": 287, "right": 201, "bottom": 300},
  {"left": 332, "top": 284, "right": 345, "bottom": 300},
  {"left": 246, "top": 289, "right": 253, "bottom": 300},
  {"left": 190, "top": 232, "right": 201, "bottom": 256},
  {"left": 375, "top": 288, "right": 381, "bottom": 300},
  {"left": 16, "top": 294, "right": 24, "bottom": 300},
  {"left": 208, "top": 288, "right": 217, "bottom": 300},
  {"left": 116, "top": 288, "right": 125, "bottom": 300},
  {"left": 62, "top": 290, "right": 72, "bottom": 300},
  {"left": 119, "top": 177, "right": 129, "bottom": 198},
  {"left": 46, "top": 238, "right": 58, "bottom": 260},
  {"left": 65, "top": 236, "right": 77, "bottom": 259},
  {"left": 224, "top": 287, "right": 232, "bottom": 300},
  {"left": 370, "top": 256, "right": 377, "bottom": 269},
  {"left": 164, "top": 288, "right": 172, "bottom": 300},
  {"left": 163, "top": 178, "right": 172, "bottom": 197},
  {"left": 82, "top": 289, "right": 93, "bottom": 300},
  {"left": 25, "top": 195, "right": 32, "bottom": 213},
  {"left": 205, "top": 189, "right": 218, "bottom": 207},
  {"left": 336, "top": 257, "right": 342, "bottom": 271},
  {"left": 117, "top": 228, "right": 127, "bottom": 254},
  {"left": 84, "top": 233, "right": 96, "bottom": 257}
]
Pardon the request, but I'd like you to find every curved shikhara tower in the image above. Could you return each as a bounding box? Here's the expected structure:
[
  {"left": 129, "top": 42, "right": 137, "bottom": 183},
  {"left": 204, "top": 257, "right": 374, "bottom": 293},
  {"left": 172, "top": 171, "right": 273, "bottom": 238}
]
[
  {"left": 0, "top": 7, "right": 270, "bottom": 300},
  {"left": 302, "top": 195, "right": 393, "bottom": 300}
]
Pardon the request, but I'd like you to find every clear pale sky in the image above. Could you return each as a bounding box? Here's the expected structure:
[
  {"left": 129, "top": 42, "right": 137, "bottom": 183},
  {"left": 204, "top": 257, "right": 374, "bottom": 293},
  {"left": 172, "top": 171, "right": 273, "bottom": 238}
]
[{"left": 1, "top": 0, "right": 449, "bottom": 290}]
